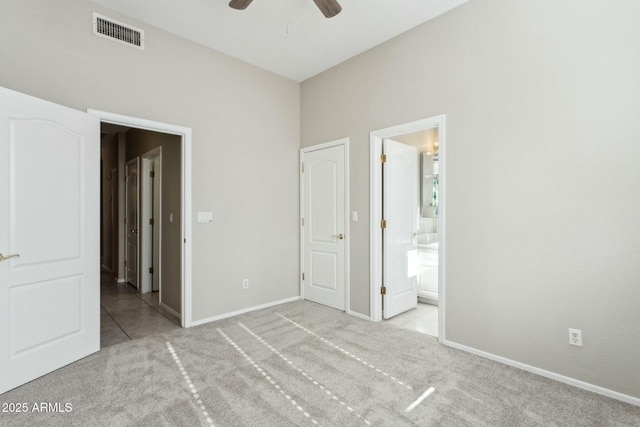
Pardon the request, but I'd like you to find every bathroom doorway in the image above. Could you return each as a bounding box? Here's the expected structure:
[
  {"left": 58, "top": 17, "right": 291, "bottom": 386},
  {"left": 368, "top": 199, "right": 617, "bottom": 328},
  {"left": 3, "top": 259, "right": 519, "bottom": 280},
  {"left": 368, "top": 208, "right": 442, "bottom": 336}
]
[{"left": 370, "top": 115, "right": 445, "bottom": 340}]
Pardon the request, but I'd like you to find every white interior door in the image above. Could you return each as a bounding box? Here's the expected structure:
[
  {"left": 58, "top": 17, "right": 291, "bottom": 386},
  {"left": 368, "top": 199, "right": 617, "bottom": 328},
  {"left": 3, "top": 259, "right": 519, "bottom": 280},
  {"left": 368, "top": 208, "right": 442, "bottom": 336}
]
[
  {"left": 0, "top": 87, "right": 100, "bottom": 394},
  {"left": 141, "top": 148, "right": 161, "bottom": 294},
  {"left": 383, "top": 138, "right": 419, "bottom": 319},
  {"left": 125, "top": 158, "right": 139, "bottom": 289},
  {"left": 302, "top": 143, "right": 346, "bottom": 311}
]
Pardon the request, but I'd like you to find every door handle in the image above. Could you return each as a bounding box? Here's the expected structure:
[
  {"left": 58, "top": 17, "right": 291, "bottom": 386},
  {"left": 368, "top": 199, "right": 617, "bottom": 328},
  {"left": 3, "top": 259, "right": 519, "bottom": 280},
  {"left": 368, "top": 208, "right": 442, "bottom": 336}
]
[
  {"left": 332, "top": 234, "right": 344, "bottom": 240},
  {"left": 0, "top": 252, "right": 20, "bottom": 262},
  {"left": 131, "top": 229, "right": 138, "bottom": 234}
]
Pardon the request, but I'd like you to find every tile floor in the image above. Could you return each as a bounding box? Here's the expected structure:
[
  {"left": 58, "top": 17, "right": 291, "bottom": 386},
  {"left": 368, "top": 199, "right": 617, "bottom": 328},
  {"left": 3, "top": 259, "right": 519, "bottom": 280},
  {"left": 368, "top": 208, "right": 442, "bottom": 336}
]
[
  {"left": 384, "top": 302, "right": 438, "bottom": 337},
  {"left": 101, "top": 275, "right": 437, "bottom": 347},
  {"left": 100, "top": 273, "right": 181, "bottom": 348}
]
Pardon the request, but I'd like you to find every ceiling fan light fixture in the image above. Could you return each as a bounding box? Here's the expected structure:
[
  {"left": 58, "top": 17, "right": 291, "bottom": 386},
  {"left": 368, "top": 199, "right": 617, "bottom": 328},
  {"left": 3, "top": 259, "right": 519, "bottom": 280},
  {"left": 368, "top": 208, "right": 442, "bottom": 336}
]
[
  {"left": 313, "top": 0, "right": 342, "bottom": 18},
  {"left": 228, "top": 0, "right": 254, "bottom": 11},
  {"left": 229, "top": 0, "right": 342, "bottom": 18}
]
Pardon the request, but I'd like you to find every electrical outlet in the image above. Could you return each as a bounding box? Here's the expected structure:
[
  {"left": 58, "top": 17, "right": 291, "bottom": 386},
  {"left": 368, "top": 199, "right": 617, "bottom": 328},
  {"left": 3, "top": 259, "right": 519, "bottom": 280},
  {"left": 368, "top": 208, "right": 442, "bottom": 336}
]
[
  {"left": 242, "top": 279, "right": 249, "bottom": 289},
  {"left": 569, "top": 328, "right": 583, "bottom": 347}
]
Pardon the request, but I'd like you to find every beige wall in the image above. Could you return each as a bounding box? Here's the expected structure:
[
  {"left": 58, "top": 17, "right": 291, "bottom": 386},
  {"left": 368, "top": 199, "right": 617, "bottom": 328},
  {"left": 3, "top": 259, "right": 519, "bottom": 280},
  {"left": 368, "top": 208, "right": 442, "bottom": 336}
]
[
  {"left": 301, "top": 0, "right": 640, "bottom": 398},
  {"left": 125, "top": 129, "right": 182, "bottom": 313},
  {"left": 0, "top": 0, "right": 300, "bottom": 322}
]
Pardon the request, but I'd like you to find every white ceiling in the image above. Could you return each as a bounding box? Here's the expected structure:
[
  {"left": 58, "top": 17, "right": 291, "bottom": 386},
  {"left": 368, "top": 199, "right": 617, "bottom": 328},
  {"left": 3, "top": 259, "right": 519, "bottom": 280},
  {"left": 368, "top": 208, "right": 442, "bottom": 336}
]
[{"left": 89, "top": 0, "right": 469, "bottom": 82}]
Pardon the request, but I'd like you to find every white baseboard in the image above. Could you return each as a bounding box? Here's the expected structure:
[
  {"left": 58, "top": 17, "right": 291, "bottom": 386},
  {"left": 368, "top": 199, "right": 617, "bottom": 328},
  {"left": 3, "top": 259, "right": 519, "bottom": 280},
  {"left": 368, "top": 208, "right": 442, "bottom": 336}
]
[
  {"left": 116, "top": 278, "right": 126, "bottom": 284},
  {"left": 159, "top": 301, "right": 181, "bottom": 319},
  {"left": 347, "top": 310, "right": 370, "bottom": 321},
  {"left": 191, "top": 296, "right": 301, "bottom": 327},
  {"left": 441, "top": 338, "right": 640, "bottom": 407}
]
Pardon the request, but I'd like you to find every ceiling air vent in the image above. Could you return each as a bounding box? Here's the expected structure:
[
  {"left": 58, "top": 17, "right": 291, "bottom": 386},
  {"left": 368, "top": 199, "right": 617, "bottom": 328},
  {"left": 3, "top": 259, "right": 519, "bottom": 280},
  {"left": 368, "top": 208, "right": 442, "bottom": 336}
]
[{"left": 93, "top": 13, "right": 144, "bottom": 50}]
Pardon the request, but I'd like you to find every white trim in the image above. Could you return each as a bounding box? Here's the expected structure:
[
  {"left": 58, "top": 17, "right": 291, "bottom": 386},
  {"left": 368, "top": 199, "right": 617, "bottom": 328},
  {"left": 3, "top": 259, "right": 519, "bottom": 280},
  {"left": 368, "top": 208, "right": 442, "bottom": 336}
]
[
  {"left": 346, "top": 310, "right": 370, "bottom": 321},
  {"left": 191, "top": 296, "right": 301, "bottom": 327},
  {"left": 87, "top": 109, "right": 193, "bottom": 328},
  {"left": 300, "top": 138, "right": 350, "bottom": 313},
  {"left": 442, "top": 338, "right": 640, "bottom": 407},
  {"left": 159, "top": 301, "right": 180, "bottom": 320},
  {"left": 369, "top": 115, "right": 446, "bottom": 344}
]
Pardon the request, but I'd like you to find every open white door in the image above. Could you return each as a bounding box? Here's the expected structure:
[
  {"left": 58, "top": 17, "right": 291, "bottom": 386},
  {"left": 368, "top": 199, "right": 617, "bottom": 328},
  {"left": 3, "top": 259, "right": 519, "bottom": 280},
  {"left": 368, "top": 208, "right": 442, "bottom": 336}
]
[
  {"left": 382, "top": 138, "right": 419, "bottom": 319},
  {"left": 140, "top": 148, "right": 161, "bottom": 294},
  {"left": 301, "top": 142, "right": 347, "bottom": 311},
  {"left": 125, "top": 157, "right": 140, "bottom": 289},
  {"left": 0, "top": 87, "right": 99, "bottom": 394}
]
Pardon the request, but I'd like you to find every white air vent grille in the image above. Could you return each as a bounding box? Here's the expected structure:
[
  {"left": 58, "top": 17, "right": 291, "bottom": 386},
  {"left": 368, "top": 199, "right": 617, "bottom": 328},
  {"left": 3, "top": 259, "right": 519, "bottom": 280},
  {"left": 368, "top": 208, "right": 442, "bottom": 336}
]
[{"left": 93, "top": 13, "right": 144, "bottom": 50}]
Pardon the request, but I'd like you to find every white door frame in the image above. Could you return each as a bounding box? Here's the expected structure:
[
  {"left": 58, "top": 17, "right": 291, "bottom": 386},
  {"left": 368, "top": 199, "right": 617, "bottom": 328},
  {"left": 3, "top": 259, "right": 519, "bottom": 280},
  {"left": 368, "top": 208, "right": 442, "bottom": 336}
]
[
  {"left": 300, "top": 138, "right": 350, "bottom": 314},
  {"left": 370, "top": 115, "right": 446, "bottom": 341},
  {"left": 88, "top": 109, "right": 193, "bottom": 328},
  {"left": 140, "top": 147, "right": 162, "bottom": 294}
]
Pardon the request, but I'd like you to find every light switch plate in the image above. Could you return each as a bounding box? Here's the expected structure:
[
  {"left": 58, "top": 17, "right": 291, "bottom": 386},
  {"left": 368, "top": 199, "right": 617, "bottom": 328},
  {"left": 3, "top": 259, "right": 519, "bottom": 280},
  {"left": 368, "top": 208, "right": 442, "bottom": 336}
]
[{"left": 197, "top": 212, "right": 213, "bottom": 223}]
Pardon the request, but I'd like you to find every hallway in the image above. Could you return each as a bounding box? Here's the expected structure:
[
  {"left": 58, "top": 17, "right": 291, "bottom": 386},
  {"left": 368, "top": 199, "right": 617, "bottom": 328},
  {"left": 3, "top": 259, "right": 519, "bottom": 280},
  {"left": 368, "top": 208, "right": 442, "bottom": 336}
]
[{"left": 100, "top": 273, "right": 181, "bottom": 348}]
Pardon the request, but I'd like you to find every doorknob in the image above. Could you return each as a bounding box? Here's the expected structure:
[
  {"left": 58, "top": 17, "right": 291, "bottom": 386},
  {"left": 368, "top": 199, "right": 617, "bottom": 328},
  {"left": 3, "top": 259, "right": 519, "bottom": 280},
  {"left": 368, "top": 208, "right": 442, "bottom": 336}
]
[
  {"left": 332, "top": 234, "right": 344, "bottom": 240},
  {"left": 0, "top": 252, "right": 20, "bottom": 262}
]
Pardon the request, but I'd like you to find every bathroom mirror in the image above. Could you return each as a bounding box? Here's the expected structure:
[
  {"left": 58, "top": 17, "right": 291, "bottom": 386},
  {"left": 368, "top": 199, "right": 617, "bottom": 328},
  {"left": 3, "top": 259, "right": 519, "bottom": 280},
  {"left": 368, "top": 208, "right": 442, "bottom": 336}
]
[{"left": 421, "top": 152, "right": 439, "bottom": 218}]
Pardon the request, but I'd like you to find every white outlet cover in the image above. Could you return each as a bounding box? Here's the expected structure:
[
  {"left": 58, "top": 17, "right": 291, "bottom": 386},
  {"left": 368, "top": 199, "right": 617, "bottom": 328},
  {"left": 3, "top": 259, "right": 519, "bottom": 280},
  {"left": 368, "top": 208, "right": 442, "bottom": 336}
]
[{"left": 569, "top": 328, "right": 583, "bottom": 347}]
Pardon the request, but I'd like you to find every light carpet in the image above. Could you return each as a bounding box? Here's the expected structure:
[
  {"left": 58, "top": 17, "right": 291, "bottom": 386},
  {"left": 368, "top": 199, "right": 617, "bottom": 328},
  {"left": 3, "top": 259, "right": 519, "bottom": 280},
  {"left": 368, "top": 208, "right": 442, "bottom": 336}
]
[{"left": 1, "top": 300, "right": 639, "bottom": 426}]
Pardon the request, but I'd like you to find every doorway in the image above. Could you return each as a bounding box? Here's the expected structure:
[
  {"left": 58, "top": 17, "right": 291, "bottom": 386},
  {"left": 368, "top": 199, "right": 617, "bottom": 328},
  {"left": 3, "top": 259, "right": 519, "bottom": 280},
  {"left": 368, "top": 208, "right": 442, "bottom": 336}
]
[
  {"left": 92, "top": 109, "right": 193, "bottom": 342},
  {"left": 370, "top": 115, "right": 446, "bottom": 341}
]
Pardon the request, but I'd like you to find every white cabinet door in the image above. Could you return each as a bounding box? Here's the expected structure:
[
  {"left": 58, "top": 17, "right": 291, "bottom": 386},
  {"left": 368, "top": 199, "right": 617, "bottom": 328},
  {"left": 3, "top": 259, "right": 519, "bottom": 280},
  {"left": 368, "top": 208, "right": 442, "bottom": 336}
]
[
  {"left": 383, "top": 139, "right": 418, "bottom": 319},
  {"left": 302, "top": 144, "right": 346, "bottom": 311},
  {"left": 0, "top": 87, "right": 100, "bottom": 394}
]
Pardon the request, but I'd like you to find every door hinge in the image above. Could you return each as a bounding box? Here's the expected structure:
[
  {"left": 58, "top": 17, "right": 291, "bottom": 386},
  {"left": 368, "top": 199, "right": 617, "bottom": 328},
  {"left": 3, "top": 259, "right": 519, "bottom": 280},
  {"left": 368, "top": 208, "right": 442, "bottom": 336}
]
[
  {"left": 302, "top": 272, "right": 305, "bottom": 281},
  {"left": 124, "top": 260, "right": 128, "bottom": 267},
  {"left": 125, "top": 175, "right": 129, "bottom": 182},
  {"left": 124, "top": 218, "right": 128, "bottom": 225},
  {"left": 301, "top": 218, "right": 304, "bottom": 226},
  {"left": 301, "top": 162, "right": 304, "bottom": 173},
  {"left": 380, "top": 219, "right": 387, "bottom": 229},
  {"left": 149, "top": 267, "right": 153, "bottom": 274},
  {"left": 149, "top": 218, "right": 154, "bottom": 225},
  {"left": 380, "top": 286, "right": 386, "bottom": 295},
  {"left": 380, "top": 154, "right": 386, "bottom": 163},
  {"left": 150, "top": 171, "right": 155, "bottom": 178}
]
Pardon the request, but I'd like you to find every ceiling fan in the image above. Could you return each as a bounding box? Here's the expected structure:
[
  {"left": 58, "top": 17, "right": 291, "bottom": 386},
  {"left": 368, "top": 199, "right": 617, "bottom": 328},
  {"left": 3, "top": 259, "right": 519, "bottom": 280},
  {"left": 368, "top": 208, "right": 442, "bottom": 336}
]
[{"left": 229, "top": 0, "right": 342, "bottom": 18}]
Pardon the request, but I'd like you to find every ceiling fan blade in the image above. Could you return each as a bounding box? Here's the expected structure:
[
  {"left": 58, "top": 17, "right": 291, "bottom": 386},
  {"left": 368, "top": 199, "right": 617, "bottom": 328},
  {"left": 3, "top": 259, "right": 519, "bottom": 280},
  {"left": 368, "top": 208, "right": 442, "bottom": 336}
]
[
  {"left": 312, "top": 0, "right": 342, "bottom": 18},
  {"left": 229, "top": 0, "right": 254, "bottom": 10}
]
